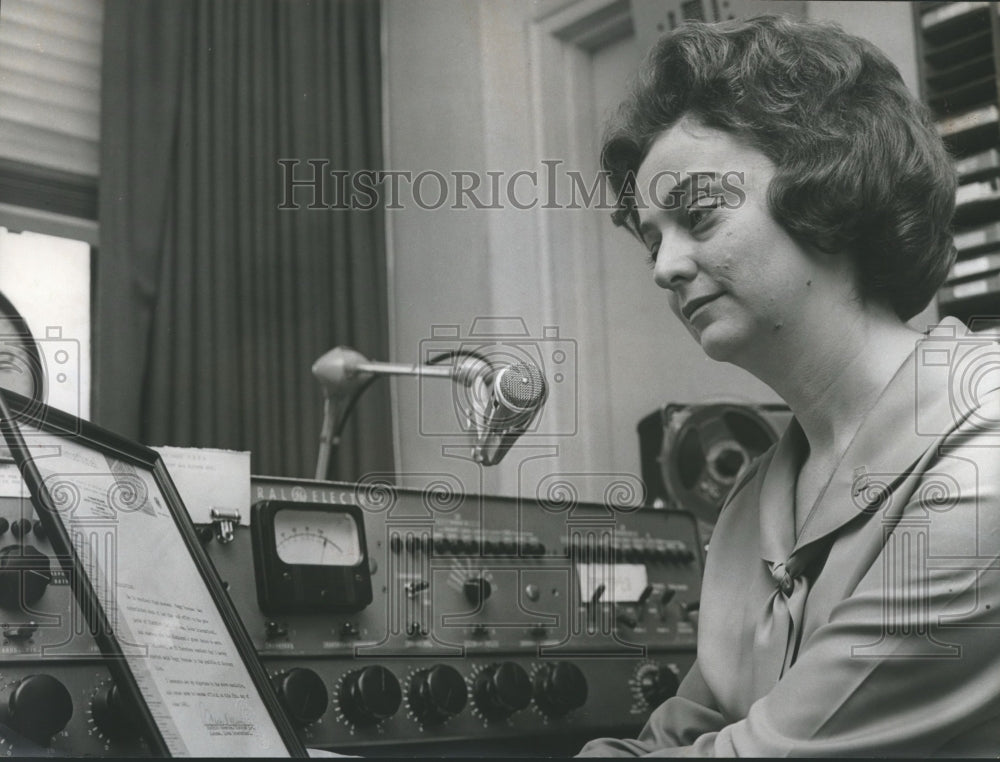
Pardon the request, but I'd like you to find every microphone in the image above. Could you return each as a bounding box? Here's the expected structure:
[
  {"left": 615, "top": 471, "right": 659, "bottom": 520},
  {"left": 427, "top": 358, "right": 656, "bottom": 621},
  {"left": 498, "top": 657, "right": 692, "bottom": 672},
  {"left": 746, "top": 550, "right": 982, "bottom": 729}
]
[
  {"left": 467, "top": 359, "right": 547, "bottom": 466},
  {"left": 310, "top": 346, "right": 547, "bottom": 474}
]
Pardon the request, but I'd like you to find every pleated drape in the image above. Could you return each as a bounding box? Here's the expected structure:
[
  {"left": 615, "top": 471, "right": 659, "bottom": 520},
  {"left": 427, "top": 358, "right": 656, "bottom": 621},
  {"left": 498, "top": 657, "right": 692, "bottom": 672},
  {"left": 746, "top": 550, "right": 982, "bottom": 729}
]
[{"left": 97, "top": 0, "right": 392, "bottom": 480}]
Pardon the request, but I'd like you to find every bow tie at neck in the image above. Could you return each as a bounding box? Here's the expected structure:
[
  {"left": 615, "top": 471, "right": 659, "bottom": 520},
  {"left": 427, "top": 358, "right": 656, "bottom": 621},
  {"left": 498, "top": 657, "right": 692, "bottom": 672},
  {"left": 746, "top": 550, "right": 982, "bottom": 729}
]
[
  {"left": 768, "top": 560, "right": 795, "bottom": 596},
  {"left": 751, "top": 542, "right": 829, "bottom": 698}
]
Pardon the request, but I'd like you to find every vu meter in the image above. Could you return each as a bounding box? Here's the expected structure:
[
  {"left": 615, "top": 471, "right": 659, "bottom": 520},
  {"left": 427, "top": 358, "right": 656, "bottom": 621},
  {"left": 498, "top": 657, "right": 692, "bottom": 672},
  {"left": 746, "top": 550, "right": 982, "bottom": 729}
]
[{"left": 251, "top": 500, "right": 373, "bottom": 614}]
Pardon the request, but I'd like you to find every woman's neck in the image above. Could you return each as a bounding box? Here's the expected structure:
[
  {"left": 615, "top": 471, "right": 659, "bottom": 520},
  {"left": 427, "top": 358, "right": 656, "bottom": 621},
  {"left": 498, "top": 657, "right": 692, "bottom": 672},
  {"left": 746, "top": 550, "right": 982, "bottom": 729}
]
[{"left": 744, "top": 308, "right": 922, "bottom": 461}]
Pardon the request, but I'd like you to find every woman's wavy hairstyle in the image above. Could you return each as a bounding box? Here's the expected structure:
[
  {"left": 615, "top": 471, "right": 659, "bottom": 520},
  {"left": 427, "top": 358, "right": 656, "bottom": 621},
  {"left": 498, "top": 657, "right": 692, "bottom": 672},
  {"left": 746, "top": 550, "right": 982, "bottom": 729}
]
[{"left": 601, "top": 15, "right": 956, "bottom": 320}]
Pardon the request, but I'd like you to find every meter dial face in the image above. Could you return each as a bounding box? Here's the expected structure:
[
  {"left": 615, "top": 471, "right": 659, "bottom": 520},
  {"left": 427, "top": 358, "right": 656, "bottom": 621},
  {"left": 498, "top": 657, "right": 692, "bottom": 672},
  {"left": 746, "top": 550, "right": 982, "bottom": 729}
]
[{"left": 273, "top": 508, "right": 362, "bottom": 566}]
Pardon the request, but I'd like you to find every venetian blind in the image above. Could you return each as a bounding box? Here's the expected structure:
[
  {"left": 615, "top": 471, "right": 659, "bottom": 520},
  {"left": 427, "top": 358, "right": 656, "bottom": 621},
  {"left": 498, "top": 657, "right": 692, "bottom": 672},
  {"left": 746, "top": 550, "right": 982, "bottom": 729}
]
[{"left": 0, "top": 0, "right": 103, "bottom": 177}]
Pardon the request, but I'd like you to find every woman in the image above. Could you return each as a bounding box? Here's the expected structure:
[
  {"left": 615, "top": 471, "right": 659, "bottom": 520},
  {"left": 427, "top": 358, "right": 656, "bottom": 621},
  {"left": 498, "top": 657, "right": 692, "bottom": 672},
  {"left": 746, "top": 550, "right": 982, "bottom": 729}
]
[{"left": 578, "top": 15, "right": 1000, "bottom": 756}]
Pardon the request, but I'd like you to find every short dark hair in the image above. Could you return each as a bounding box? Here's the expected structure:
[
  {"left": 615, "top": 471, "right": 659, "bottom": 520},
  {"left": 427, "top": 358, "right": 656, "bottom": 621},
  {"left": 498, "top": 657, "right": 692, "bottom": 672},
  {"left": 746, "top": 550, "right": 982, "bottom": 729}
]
[{"left": 602, "top": 15, "right": 956, "bottom": 321}]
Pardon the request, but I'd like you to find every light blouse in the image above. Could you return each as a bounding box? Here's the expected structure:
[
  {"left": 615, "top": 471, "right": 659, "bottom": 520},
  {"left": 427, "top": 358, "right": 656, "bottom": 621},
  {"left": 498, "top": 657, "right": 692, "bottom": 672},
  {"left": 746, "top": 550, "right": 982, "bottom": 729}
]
[{"left": 579, "top": 318, "right": 1000, "bottom": 756}]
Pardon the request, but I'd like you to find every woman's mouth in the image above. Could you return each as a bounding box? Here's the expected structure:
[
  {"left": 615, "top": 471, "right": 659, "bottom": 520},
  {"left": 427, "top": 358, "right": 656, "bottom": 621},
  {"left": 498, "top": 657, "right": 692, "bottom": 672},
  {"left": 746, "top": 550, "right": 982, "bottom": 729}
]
[{"left": 682, "top": 293, "right": 723, "bottom": 321}]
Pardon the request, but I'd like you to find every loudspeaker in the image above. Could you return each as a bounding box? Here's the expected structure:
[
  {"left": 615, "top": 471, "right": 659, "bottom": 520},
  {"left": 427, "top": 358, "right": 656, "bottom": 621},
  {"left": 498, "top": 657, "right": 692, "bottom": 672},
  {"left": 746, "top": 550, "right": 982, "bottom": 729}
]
[{"left": 637, "top": 402, "right": 791, "bottom": 525}]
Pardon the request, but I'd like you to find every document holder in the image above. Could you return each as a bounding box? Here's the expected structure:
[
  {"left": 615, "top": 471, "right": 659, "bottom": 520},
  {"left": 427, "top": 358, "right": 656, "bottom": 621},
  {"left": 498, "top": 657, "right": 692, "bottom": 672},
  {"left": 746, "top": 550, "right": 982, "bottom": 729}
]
[{"left": 0, "top": 389, "right": 307, "bottom": 757}]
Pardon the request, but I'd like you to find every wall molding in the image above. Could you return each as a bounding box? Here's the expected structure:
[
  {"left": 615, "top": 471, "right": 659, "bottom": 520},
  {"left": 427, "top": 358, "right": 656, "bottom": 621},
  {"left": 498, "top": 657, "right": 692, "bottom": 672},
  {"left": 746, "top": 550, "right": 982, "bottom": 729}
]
[
  {"left": 526, "top": 0, "right": 636, "bottom": 482},
  {"left": 544, "top": 0, "right": 634, "bottom": 52}
]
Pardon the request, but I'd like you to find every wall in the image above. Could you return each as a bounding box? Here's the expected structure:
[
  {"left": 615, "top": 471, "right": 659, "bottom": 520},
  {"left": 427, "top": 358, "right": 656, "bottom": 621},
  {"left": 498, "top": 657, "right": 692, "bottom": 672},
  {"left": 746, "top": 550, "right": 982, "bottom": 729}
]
[
  {"left": 383, "top": 0, "right": 549, "bottom": 499},
  {"left": 805, "top": 1, "right": 919, "bottom": 95}
]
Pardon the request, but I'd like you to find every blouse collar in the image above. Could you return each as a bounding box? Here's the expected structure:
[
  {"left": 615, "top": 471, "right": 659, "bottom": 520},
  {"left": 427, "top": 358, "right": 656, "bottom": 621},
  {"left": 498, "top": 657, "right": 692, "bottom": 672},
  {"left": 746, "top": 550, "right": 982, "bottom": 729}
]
[{"left": 757, "top": 316, "right": 987, "bottom": 563}]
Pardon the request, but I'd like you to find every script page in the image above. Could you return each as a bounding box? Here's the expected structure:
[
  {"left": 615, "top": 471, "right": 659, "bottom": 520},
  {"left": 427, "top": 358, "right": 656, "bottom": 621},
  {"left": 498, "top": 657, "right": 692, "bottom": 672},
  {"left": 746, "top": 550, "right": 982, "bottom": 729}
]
[{"left": 20, "top": 426, "right": 290, "bottom": 757}]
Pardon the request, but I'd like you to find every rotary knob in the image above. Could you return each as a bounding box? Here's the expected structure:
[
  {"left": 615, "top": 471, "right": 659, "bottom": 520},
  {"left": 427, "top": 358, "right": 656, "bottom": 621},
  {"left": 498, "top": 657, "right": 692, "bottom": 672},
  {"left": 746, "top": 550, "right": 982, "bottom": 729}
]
[
  {"left": 636, "top": 663, "right": 680, "bottom": 707},
  {"left": 532, "top": 661, "right": 587, "bottom": 717},
  {"left": 272, "top": 668, "right": 329, "bottom": 727},
  {"left": 9, "top": 520, "right": 31, "bottom": 540},
  {"left": 4, "top": 674, "right": 73, "bottom": 746},
  {"left": 473, "top": 662, "right": 531, "bottom": 721},
  {"left": 0, "top": 545, "right": 52, "bottom": 609},
  {"left": 91, "top": 682, "right": 142, "bottom": 741},
  {"left": 407, "top": 665, "right": 467, "bottom": 725},
  {"left": 463, "top": 576, "right": 492, "bottom": 607},
  {"left": 338, "top": 665, "right": 401, "bottom": 727}
]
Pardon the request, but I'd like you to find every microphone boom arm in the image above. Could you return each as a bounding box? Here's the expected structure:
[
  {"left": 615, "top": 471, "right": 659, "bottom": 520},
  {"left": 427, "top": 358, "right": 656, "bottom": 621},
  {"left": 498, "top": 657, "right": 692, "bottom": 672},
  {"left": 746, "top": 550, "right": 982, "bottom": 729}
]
[{"left": 311, "top": 346, "right": 502, "bottom": 479}]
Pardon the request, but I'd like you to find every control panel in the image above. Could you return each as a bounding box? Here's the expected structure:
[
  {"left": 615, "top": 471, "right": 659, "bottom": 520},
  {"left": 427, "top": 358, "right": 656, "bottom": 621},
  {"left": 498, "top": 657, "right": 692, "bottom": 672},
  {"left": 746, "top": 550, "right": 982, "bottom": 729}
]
[
  {"left": 0, "top": 477, "right": 703, "bottom": 756},
  {"left": 0, "top": 497, "right": 149, "bottom": 756}
]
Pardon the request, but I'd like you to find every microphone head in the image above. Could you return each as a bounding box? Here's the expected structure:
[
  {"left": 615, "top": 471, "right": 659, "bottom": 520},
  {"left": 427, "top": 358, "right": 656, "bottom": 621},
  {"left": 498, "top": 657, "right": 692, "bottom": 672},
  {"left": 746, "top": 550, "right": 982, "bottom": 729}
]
[
  {"left": 311, "top": 346, "right": 370, "bottom": 395},
  {"left": 494, "top": 360, "right": 547, "bottom": 415},
  {"left": 464, "top": 358, "right": 548, "bottom": 465}
]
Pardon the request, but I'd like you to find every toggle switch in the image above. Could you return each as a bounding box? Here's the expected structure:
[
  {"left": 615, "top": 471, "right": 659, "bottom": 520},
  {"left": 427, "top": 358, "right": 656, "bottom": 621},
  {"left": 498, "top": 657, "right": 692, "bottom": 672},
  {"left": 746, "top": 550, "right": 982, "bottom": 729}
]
[
  {"left": 2, "top": 621, "right": 38, "bottom": 641},
  {"left": 405, "top": 580, "right": 429, "bottom": 598},
  {"left": 615, "top": 609, "right": 638, "bottom": 630},
  {"left": 265, "top": 620, "right": 288, "bottom": 641}
]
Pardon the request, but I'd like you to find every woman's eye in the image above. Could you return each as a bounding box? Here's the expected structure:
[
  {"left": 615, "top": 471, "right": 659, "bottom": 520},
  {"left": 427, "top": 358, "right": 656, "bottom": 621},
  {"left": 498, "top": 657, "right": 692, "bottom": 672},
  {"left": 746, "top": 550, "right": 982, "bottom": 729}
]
[
  {"left": 687, "top": 196, "right": 722, "bottom": 229},
  {"left": 645, "top": 240, "right": 660, "bottom": 265}
]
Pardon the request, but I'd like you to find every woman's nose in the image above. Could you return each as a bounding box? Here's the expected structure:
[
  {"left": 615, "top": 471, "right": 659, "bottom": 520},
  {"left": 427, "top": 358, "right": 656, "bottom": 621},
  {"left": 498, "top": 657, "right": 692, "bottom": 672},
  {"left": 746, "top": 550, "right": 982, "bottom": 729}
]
[{"left": 652, "top": 237, "right": 698, "bottom": 290}]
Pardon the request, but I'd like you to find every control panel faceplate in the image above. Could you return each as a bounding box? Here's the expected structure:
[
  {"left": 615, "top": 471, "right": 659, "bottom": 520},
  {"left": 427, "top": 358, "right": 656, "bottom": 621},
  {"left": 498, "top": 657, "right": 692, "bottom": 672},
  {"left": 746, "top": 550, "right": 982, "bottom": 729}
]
[{"left": 0, "top": 478, "right": 703, "bottom": 756}]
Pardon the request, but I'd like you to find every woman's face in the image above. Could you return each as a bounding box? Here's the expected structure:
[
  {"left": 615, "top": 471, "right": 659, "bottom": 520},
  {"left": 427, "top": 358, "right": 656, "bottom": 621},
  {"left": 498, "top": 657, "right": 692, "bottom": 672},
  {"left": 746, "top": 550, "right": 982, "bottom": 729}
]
[{"left": 633, "top": 118, "right": 848, "bottom": 367}]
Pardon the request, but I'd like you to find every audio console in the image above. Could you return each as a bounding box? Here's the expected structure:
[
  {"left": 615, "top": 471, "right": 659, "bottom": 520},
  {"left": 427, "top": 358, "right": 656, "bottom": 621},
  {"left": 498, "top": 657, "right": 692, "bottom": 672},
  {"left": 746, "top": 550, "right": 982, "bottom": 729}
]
[{"left": 0, "top": 476, "right": 703, "bottom": 756}]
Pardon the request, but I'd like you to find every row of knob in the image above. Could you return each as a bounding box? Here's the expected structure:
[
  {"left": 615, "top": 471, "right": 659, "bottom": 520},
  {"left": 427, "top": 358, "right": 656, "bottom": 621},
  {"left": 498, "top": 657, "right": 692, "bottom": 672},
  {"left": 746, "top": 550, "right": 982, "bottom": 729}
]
[
  {"left": 0, "top": 520, "right": 45, "bottom": 541},
  {"left": 0, "top": 675, "right": 150, "bottom": 748},
  {"left": 308, "top": 661, "right": 587, "bottom": 727},
  {"left": 0, "top": 660, "right": 683, "bottom": 749},
  {"left": 390, "top": 534, "right": 695, "bottom": 564},
  {"left": 0, "top": 540, "right": 693, "bottom": 615},
  {"left": 0, "top": 663, "right": 591, "bottom": 747},
  {"left": 567, "top": 538, "right": 694, "bottom": 564},
  {"left": 391, "top": 535, "right": 546, "bottom": 557}
]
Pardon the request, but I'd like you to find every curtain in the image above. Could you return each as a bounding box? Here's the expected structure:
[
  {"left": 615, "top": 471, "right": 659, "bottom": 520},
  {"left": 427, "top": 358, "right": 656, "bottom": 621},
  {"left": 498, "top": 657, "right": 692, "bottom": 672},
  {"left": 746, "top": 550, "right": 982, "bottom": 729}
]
[{"left": 97, "top": 0, "right": 392, "bottom": 480}]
